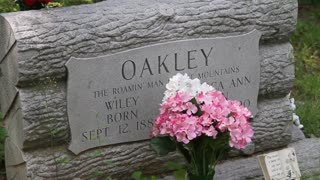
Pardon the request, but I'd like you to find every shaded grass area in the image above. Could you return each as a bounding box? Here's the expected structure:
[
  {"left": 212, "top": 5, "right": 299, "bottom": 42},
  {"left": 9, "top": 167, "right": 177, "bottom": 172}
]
[
  {"left": 299, "top": 0, "right": 320, "bottom": 5},
  {"left": 0, "top": 0, "right": 19, "bottom": 13},
  {"left": 0, "top": 0, "right": 96, "bottom": 13},
  {"left": 291, "top": 5, "right": 320, "bottom": 137}
]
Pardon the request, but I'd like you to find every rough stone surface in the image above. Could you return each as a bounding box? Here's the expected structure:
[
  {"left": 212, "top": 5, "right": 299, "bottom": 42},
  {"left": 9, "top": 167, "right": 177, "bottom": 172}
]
[
  {"left": 5, "top": 96, "right": 24, "bottom": 150},
  {"left": 5, "top": 138, "right": 320, "bottom": 180},
  {"left": 287, "top": 138, "right": 320, "bottom": 178},
  {"left": 0, "top": 44, "right": 18, "bottom": 115},
  {"left": 251, "top": 96, "right": 293, "bottom": 152},
  {"left": 5, "top": 138, "right": 24, "bottom": 166},
  {"left": 2, "top": 43, "right": 294, "bottom": 150},
  {"left": 291, "top": 125, "right": 305, "bottom": 143},
  {"left": 21, "top": 142, "right": 182, "bottom": 180},
  {"left": 3, "top": 81, "right": 68, "bottom": 150},
  {"left": 0, "top": 15, "right": 15, "bottom": 62},
  {"left": 8, "top": 80, "right": 293, "bottom": 152},
  {"left": 259, "top": 43, "right": 295, "bottom": 98},
  {"left": 0, "top": 0, "right": 297, "bottom": 85},
  {"left": 214, "top": 138, "right": 320, "bottom": 180},
  {"left": 19, "top": 82, "right": 69, "bottom": 149},
  {"left": 0, "top": 0, "right": 300, "bottom": 179},
  {"left": 0, "top": 41, "right": 294, "bottom": 118}
]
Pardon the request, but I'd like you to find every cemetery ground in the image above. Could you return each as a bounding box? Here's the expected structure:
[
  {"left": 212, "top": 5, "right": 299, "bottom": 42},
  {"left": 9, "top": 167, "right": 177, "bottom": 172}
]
[{"left": 0, "top": 1, "right": 320, "bottom": 180}]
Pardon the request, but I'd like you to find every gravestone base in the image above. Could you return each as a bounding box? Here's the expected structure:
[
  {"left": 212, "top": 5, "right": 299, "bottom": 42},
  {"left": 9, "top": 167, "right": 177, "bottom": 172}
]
[
  {"left": 215, "top": 137, "right": 320, "bottom": 180},
  {"left": 6, "top": 125, "right": 320, "bottom": 180},
  {"left": 4, "top": 95, "right": 295, "bottom": 179},
  {"left": 161, "top": 129, "right": 320, "bottom": 180}
]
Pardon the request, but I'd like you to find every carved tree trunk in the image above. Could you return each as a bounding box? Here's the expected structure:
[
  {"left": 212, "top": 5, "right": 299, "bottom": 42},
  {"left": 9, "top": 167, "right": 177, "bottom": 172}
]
[{"left": 0, "top": 0, "right": 301, "bottom": 179}]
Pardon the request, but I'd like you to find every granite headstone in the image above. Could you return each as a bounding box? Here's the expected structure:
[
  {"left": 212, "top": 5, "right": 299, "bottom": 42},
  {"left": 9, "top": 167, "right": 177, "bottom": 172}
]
[{"left": 66, "top": 30, "right": 261, "bottom": 154}]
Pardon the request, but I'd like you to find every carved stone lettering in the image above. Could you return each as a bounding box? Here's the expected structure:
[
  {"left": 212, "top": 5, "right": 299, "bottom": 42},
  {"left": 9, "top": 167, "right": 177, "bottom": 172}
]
[{"left": 66, "top": 30, "right": 261, "bottom": 154}]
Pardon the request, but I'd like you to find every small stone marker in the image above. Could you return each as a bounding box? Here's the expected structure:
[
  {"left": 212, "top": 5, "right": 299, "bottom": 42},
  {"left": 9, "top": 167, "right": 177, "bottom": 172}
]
[
  {"left": 66, "top": 30, "right": 261, "bottom": 154},
  {"left": 258, "top": 148, "right": 301, "bottom": 180}
]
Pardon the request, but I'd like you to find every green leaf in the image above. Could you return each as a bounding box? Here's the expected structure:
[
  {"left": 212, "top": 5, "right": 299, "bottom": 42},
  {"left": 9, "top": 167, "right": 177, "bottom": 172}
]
[
  {"left": 150, "top": 137, "right": 176, "bottom": 156},
  {"left": 177, "top": 142, "right": 191, "bottom": 163},
  {"left": 190, "top": 98, "right": 202, "bottom": 116},
  {"left": 173, "top": 169, "right": 186, "bottom": 180},
  {"left": 150, "top": 176, "right": 158, "bottom": 180},
  {"left": 132, "top": 171, "right": 142, "bottom": 180},
  {"left": 166, "top": 162, "right": 184, "bottom": 170},
  {"left": 165, "top": 162, "right": 186, "bottom": 180}
]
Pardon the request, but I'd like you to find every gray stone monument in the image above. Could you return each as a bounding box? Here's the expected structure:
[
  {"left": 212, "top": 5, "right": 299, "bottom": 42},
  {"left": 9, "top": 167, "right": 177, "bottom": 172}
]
[
  {"left": 0, "top": 0, "right": 319, "bottom": 179},
  {"left": 66, "top": 30, "right": 261, "bottom": 155}
]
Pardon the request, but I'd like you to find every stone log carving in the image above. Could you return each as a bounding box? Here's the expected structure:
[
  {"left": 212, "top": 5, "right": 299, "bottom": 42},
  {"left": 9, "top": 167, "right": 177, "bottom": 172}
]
[
  {"left": 0, "top": 0, "right": 297, "bottom": 113},
  {"left": 5, "top": 135, "right": 320, "bottom": 180},
  {"left": 0, "top": 0, "right": 299, "bottom": 179},
  {"left": 2, "top": 43, "right": 294, "bottom": 150}
]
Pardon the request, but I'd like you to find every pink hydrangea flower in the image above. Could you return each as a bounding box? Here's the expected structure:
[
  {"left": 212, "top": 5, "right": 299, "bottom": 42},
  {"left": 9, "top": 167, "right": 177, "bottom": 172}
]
[{"left": 151, "top": 74, "right": 254, "bottom": 150}]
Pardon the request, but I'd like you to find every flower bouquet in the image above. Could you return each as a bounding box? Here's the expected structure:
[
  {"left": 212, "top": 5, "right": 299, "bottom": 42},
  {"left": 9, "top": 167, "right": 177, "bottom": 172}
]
[
  {"left": 17, "top": 0, "right": 51, "bottom": 10},
  {"left": 150, "top": 73, "right": 254, "bottom": 180}
]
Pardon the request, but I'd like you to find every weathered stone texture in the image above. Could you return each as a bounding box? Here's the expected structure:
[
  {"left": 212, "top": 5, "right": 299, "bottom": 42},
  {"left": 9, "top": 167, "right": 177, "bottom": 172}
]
[
  {"left": 214, "top": 138, "right": 320, "bottom": 180},
  {"left": 290, "top": 126, "right": 306, "bottom": 143},
  {"left": 251, "top": 96, "right": 293, "bottom": 152},
  {"left": 19, "top": 82, "right": 69, "bottom": 149},
  {"left": 0, "top": 44, "right": 18, "bottom": 114},
  {"left": 0, "top": 0, "right": 301, "bottom": 179},
  {"left": 23, "top": 142, "right": 181, "bottom": 180},
  {"left": 6, "top": 137, "right": 320, "bottom": 180},
  {"left": 0, "top": 0, "right": 297, "bottom": 85},
  {"left": 9, "top": 80, "right": 293, "bottom": 152},
  {"left": 0, "top": 41, "right": 295, "bottom": 121},
  {"left": 289, "top": 138, "right": 320, "bottom": 178},
  {"left": 9, "top": 42, "right": 294, "bottom": 150},
  {"left": 4, "top": 82, "right": 68, "bottom": 150},
  {"left": 0, "top": 15, "right": 15, "bottom": 62},
  {"left": 259, "top": 43, "right": 295, "bottom": 98}
]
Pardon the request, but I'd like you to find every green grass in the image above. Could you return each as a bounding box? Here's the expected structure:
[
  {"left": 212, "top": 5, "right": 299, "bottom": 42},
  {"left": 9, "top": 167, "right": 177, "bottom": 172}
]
[
  {"left": 0, "top": 0, "right": 95, "bottom": 13},
  {"left": 301, "top": 174, "right": 320, "bottom": 180},
  {"left": 0, "top": 0, "right": 19, "bottom": 13},
  {"left": 291, "top": 6, "right": 320, "bottom": 137},
  {"left": 299, "top": 0, "right": 320, "bottom": 5}
]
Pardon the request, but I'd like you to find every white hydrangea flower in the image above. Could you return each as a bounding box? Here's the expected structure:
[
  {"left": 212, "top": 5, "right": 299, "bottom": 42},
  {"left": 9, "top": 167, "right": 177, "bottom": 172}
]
[
  {"left": 163, "top": 90, "right": 176, "bottom": 101},
  {"left": 163, "top": 73, "right": 190, "bottom": 101},
  {"left": 199, "top": 82, "right": 215, "bottom": 93},
  {"left": 180, "top": 78, "right": 201, "bottom": 96},
  {"left": 163, "top": 73, "right": 216, "bottom": 101},
  {"left": 165, "top": 73, "right": 190, "bottom": 91}
]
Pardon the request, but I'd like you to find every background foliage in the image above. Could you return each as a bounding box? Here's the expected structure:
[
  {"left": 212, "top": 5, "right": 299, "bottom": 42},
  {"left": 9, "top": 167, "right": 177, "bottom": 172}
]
[
  {"left": 0, "top": 0, "right": 19, "bottom": 13},
  {"left": 0, "top": 0, "right": 96, "bottom": 13},
  {"left": 291, "top": 3, "right": 320, "bottom": 138}
]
